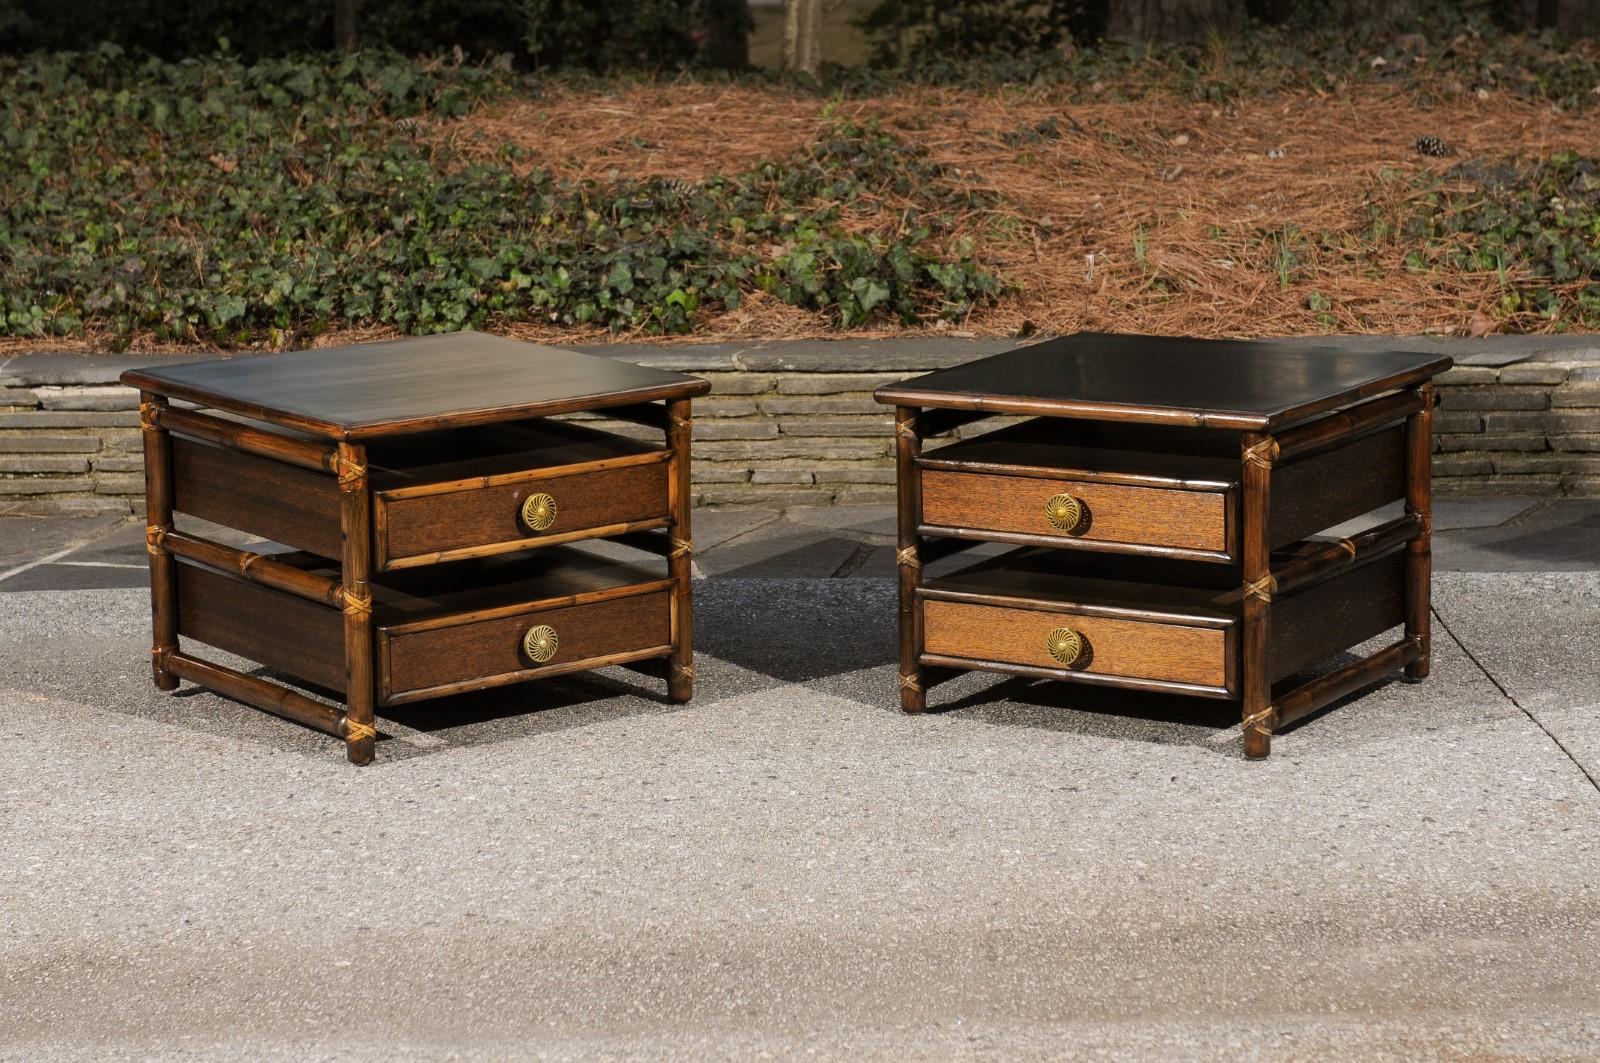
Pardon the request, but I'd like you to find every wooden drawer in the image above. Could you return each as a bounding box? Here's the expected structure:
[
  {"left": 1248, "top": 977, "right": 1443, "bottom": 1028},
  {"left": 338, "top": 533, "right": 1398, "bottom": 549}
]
[
  {"left": 921, "top": 468, "right": 1231, "bottom": 560},
  {"left": 918, "top": 545, "right": 1409, "bottom": 699},
  {"left": 379, "top": 587, "right": 672, "bottom": 705},
  {"left": 375, "top": 457, "right": 669, "bottom": 569},
  {"left": 922, "top": 598, "right": 1233, "bottom": 694}
]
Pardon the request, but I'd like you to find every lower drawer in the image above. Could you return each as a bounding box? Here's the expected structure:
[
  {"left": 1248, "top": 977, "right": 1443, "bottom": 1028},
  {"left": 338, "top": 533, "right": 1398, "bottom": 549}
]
[
  {"left": 378, "top": 588, "right": 672, "bottom": 705},
  {"left": 917, "top": 546, "right": 1408, "bottom": 699},
  {"left": 922, "top": 599, "right": 1233, "bottom": 694}
]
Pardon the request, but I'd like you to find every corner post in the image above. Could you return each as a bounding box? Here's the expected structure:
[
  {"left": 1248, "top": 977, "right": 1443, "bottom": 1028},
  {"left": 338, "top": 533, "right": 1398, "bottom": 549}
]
[
  {"left": 140, "top": 392, "right": 179, "bottom": 691},
  {"left": 666, "top": 398, "right": 695, "bottom": 704},
  {"left": 1241, "top": 431, "right": 1278, "bottom": 758},
  {"left": 1404, "top": 382, "right": 1433, "bottom": 680},
  {"left": 337, "top": 441, "right": 376, "bottom": 765},
  {"left": 895, "top": 406, "right": 925, "bottom": 713}
]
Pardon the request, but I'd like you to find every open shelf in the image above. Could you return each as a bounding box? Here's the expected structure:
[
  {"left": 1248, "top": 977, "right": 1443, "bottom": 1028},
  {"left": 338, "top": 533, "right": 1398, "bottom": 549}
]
[
  {"left": 921, "top": 418, "right": 1240, "bottom": 489},
  {"left": 365, "top": 418, "right": 662, "bottom": 489}
]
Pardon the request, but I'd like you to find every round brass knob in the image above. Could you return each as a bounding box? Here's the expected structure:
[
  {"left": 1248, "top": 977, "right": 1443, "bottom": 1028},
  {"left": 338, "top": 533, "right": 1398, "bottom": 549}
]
[
  {"left": 1046, "top": 627, "right": 1085, "bottom": 667},
  {"left": 522, "top": 624, "right": 559, "bottom": 664},
  {"left": 520, "top": 492, "right": 557, "bottom": 533},
  {"left": 1045, "top": 493, "right": 1083, "bottom": 533}
]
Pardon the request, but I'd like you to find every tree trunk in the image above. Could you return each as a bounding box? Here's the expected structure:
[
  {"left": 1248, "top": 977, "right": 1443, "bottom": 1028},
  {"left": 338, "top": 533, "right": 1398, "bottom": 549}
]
[
  {"left": 1538, "top": 0, "right": 1600, "bottom": 34},
  {"left": 1105, "top": 0, "right": 1244, "bottom": 42},
  {"left": 782, "top": 0, "right": 822, "bottom": 75},
  {"left": 700, "top": 0, "right": 750, "bottom": 70},
  {"left": 334, "top": 0, "right": 359, "bottom": 51}
]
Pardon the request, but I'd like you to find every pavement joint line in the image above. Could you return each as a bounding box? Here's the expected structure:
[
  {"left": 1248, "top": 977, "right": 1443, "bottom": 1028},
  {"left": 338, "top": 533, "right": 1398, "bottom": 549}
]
[
  {"left": 54, "top": 560, "right": 146, "bottom": 570},
  {"left": 697, "top": 509, "right": 783, "bottom": 557},
  {"left": 1504, "top": 498, "right": 1555, "bottom": 527},
  {"left": 830, "top": 540, "right": 878, "bottom": 579},
  {"left": 0, "top": 519, "right": 131, "bottom": 586},
  {"left": 1433, "top": 604, "right": 1600, "bottom": 796}
]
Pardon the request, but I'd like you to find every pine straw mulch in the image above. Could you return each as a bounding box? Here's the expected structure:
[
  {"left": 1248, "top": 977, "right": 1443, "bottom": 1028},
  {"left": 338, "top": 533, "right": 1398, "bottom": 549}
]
[
  {"left": 441, "top": 81, "right": 1600, "bottom": 342},
  {"left": 8, "top": 81, "right": 1593, "bottom": 357}
]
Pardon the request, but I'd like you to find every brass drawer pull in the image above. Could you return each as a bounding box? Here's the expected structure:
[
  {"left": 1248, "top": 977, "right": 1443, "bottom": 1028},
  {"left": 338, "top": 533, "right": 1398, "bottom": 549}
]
[
  {"left": 1047, "top": 626, "right": 1085, "bottom": 667},
  {"left": 1045, "top": 492, "right": 1084, "bottom": 532},
  {"left": 520, "top": 492, "right": 558, "bottom": 532},
  {"left": 522, "top": 623, "right": 560, "bottom": 664}
]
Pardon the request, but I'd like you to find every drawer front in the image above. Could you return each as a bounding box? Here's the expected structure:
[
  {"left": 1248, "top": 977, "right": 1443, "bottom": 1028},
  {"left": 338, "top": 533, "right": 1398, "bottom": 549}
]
[
  {"left": 380, "top": 589, "right": 671, "bottom": 703},
  {"left": 920, "top": 469, "right": 1230, "bottom": 557},
  {"left": 377, "top": 460, "right": 668, "bottom": 567},
  {"left": 922, "top": 599, "right": 1231, "bottom": 692}
]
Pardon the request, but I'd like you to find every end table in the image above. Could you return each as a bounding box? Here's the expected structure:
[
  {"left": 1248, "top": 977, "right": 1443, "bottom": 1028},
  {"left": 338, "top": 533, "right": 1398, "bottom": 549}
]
[
  {"left": 123, "top": 333, "right": 709, "bottom": 764},
  {"left": 875, "top": 333, "right": 1452, "bottom": 758}
]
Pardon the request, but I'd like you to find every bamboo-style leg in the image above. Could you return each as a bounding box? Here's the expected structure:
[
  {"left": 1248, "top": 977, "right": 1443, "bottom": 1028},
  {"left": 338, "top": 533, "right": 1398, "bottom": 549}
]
[
  {"left": 140, "top": 392, "right": 179, "bottom": 691},
  {"left": 666, "top": 398, "right": 695, "bottom": 704},
  {"left": 337, "top": 442, "right": 376, "bottom": 765},
  {"left": 1240, "top": 431, "right": 1278, "bottom": 759},
  {"left": 1404, "top": 382, "right": 1433, "bottom": 680},
  {"left": 895, "top": 406, "right": 925, "bottom": 713}
]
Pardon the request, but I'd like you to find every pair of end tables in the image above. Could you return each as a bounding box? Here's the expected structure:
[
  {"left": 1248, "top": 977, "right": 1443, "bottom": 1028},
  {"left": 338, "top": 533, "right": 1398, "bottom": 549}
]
[{"left": 124, "top": 332, "right": 1450, "bottom": 763}]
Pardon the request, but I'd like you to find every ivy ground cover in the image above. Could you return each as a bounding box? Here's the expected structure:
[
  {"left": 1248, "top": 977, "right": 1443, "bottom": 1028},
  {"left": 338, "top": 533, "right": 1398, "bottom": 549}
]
[{"left": 2, "top": 46, "right": 1597, "bottom": 351}]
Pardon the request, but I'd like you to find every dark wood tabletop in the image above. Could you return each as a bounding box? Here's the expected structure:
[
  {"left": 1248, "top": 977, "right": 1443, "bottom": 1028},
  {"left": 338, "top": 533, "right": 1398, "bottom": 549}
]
[
  {"left": 122, "top": 333, "right": 711, "bottom": 440},
  {"left": 875, "top": 332, "right": 1452, "bottom": 430}
]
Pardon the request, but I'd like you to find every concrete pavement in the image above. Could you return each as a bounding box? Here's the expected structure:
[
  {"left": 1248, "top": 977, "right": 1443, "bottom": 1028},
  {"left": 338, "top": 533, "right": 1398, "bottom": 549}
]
[{"left": 1, "top": 503, "right": 1598, "bottom": 1060}]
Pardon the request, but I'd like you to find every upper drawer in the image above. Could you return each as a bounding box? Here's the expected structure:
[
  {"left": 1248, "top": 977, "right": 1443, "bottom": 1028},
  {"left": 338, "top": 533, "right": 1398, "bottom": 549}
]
[
  {"left": 917, "top": 419, "right": 1238, "bottom": 562},
  {"left": 921, "top": 468, "right": 1232, "bottom": 560},
  {"left": 364, "top": 417, "right": 673, "bottom": 570},
  {"left": 375, "top": 458, "right": 669, "bottom": 569}
]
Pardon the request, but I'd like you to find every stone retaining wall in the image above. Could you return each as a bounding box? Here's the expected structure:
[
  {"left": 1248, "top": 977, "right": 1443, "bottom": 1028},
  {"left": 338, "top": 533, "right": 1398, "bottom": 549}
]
[{"left": 3, "top": 337, "right": 1598, "bottom": 514}]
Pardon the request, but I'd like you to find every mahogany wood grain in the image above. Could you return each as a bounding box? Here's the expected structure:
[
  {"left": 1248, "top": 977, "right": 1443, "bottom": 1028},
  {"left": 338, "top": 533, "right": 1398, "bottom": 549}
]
[
  {"left": 918, "top": 418, "right": 1239, "bottom": 488},
  {"left": 376, "top": 460, "right": 667, "bottom": 568},
  {"left": 171, "top": 435, "right": 343, "bottom": 559},
  {"left": 920, "top": 546, "right": 1239, "bottom": 623},
  {"left": 1405, "top": 383, "right": 1434, "bottom": 680},
  {"left": 1273, "top": 389, "right": 1423, "bottom": 462},
  {"left": 371, "top": 547, "right": 670, "bottom": 625},
  {"left": 155, "top": 404, "right": 338, "bottom": 473},
  {"left": 918, "top": 652, "right": 1237, "bottom": 699},
  {"left": 1274, "top": 637, "right": 1420, "bottom": 729},
  {"left": 1270, "top": 514, "right": 1421, "bottom": 599},
  {"left": 918, "top": 407, "right": 995, "bottom": 439},
  {"left": 606, "top": 401, "right": 671, "bottom": 431},
  {"left": 381, "top": 589, "right": 670, "bottom": 703},
  {"left": 125, "top": 339, "right": 706, "bottom": 764},
  {"left": 388, "top": 648, "right": 674, "bottom": 704},
  {"left": 666, "top": 398, "right": 694, "bottom": 703},
  {"left": 1269, "top": 550, "right": 1406, "bottom": 681},
  {"left": 922, "top": 599, "right": 1230, "bottom": 690},
  {"left": 165, "top": 652, "right": 347, "bottom": 737},
  {"left": 895, "top": 406, "right": 925, "bottom": 712},
  {"left": 1240, "top": 430, "right": 1274, "bottom": 758},
  {"left": 922, "top": 468, "right": 1229, "bottom": 555},
  {"left": 1270, "top": 425, "right": 1406, "bottom": 547},
  {"left": 164, "top": 531, "right": 345, "bottom": 607},
  {"left": 878, "top": 333, "right": 1452, "bottom": 753},
  {"left": 875, "top": 333, "right": 1452, "bottom": 431},
  {"left": 121, "top": 333, "right": 711, "bottom": 440},
  {"left": 365, "top": 418, "right": 662, "bottom": 490},
  {"left": 140, "top": 393, "right": 179, "bottom": 691},
  {"left": 176, "top": 559, "right": 346, "bottom": 693},
  {"left": 338, "top": 441, "right": 376, "bottom": 765}
]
